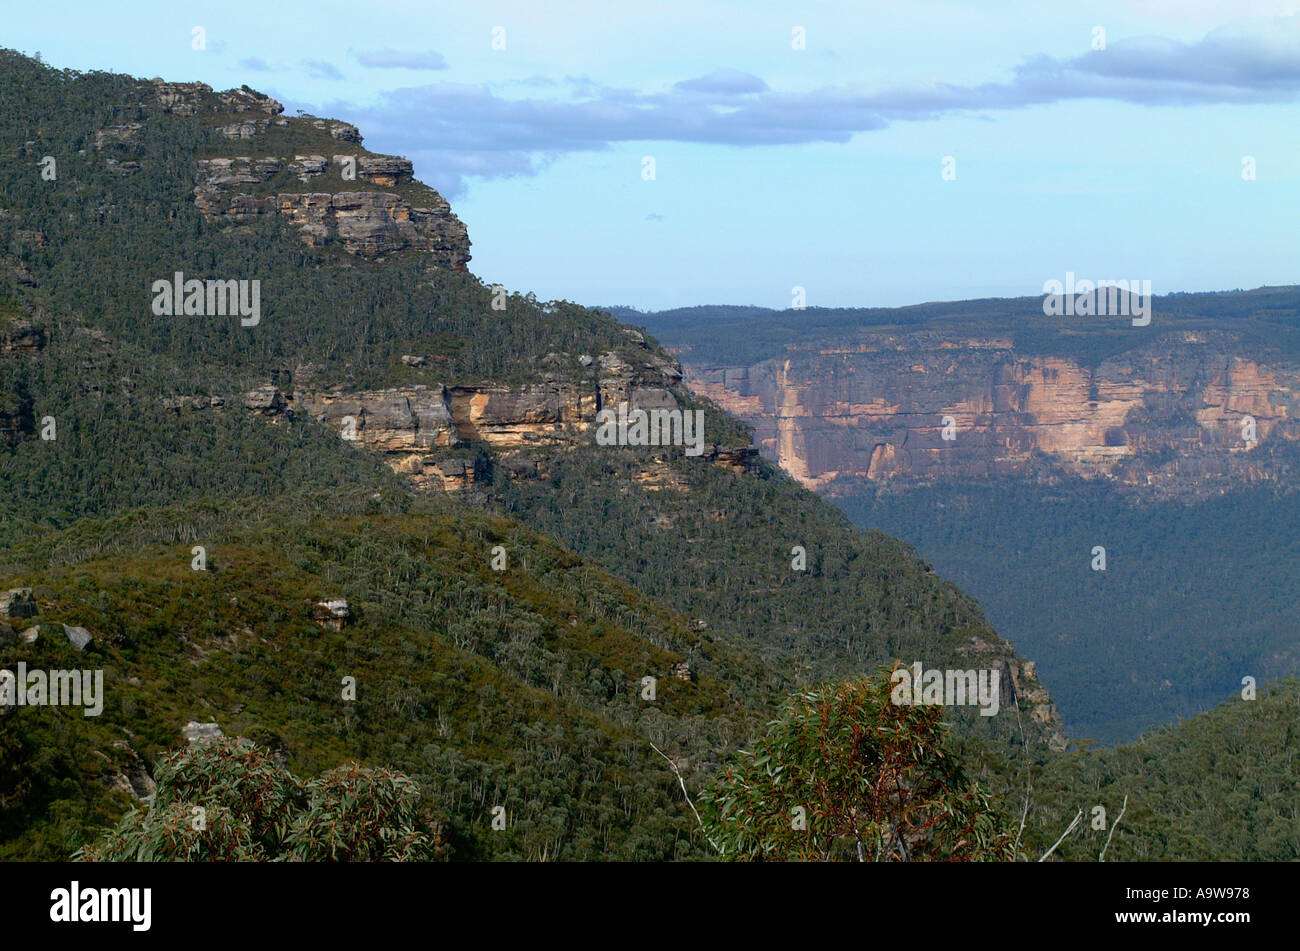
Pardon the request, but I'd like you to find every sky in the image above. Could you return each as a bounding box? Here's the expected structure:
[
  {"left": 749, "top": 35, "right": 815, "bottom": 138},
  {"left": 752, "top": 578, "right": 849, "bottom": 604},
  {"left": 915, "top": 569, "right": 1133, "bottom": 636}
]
[{"left": 6, "top": 0, "right": 1300, "bottom": 310}]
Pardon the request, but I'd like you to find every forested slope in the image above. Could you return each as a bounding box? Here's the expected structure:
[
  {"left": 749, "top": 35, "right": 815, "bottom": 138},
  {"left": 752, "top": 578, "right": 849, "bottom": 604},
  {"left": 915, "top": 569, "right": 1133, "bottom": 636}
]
[{"left": 3, "top": 49, "right": 1293, "bottom": 862}]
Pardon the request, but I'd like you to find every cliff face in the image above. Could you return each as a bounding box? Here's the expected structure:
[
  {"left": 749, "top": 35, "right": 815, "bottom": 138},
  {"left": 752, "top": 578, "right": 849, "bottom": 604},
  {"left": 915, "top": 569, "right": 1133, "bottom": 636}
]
[
  {"left": 194, "top": 332, "right": 758, "bottom": 492},
  {"left": 175, "top": 83, "right": 470, "bottom": 267},
  {"left": 684, "top": 329, "right": 1300, "bottom": 499},
  {"left": 194, "top": 159, "right": 470, "bottom": 264}
]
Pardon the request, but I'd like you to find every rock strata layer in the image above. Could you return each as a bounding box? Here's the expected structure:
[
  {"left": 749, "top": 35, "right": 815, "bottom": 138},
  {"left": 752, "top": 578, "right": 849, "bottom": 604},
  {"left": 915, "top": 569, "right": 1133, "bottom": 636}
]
[{"left": 684, "top": 330, "right": 1300, "bottom": 500}]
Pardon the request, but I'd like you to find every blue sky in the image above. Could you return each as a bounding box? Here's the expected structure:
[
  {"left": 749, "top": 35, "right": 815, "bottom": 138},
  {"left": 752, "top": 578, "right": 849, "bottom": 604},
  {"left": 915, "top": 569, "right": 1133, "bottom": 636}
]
[{"left": 8, "top": 0, "right": 1300, "bottom": 310}]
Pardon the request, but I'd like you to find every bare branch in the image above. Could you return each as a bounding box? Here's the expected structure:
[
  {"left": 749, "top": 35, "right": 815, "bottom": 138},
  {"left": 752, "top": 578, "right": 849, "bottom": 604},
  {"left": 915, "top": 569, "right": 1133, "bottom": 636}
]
[
  {"left": 1039, "top": 808, "right": 1082, "bottom": 862},
  {"left": 1099, "top": 794, "right": 1129, "bottom": 862},
  {"left": 1013, "top": 791, "right": 1030, "bottom": 857},
  {"left": 649, "top": 741, "right": 724, "bottom": 856}
]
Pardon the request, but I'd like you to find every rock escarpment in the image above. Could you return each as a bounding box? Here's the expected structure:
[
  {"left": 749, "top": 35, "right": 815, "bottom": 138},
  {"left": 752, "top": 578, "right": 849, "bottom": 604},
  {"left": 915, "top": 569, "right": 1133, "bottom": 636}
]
[
  {"left": 289, "top": 342, "right": 752, "bottom": 490},
  {"left": 77, "top": 74, "right": 469, "bottom": 265},
  {"left": 192, "top": 154, "right": 469, "bottom": 266},
  {"left": 176, "top": 333, "right": 756, "bottom": 492},
  {"left": 151, "top": 79, "right": 471, "bottom": 267},
  {"left": 686, "top": 329, "right": 1300, "bottom": 500}
]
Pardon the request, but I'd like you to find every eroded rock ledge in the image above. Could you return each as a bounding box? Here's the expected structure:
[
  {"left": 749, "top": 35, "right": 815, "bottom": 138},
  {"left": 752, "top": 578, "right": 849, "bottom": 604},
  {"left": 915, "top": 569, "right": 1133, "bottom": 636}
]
[
  {"left": 193, "top": 155, "right": 469, "bottom": 266},
  {"left": 162, "top": 342, "right": 756, "bottom": 492}
]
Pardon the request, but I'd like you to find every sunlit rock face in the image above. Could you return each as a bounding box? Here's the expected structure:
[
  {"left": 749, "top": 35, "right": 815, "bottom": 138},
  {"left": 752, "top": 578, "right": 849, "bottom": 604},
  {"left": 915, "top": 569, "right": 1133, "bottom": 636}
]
[{"left": 684, "top": 330, "right": 1300, "bottom": 500}]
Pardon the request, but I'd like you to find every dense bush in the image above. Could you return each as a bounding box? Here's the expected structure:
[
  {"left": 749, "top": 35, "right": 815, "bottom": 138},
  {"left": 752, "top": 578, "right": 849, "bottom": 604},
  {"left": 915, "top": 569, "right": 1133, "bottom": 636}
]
[
  {"left": 699, "top": 673, "right": 1017, "bottom": 861},
  {"left": 76, "top": 738, "right": 446, "bottom": 861}
]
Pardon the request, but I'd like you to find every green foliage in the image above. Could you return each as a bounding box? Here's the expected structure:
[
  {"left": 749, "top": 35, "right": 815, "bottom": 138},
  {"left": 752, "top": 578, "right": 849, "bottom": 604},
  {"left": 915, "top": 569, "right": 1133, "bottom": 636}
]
[
  {"left": 285, "top": 763, "right": 437, "bottom": 861},
  {"left": 837, "top": 479, "right": 1300, "bottom": 743},
  {"left": 488, "top": 445, "right": 1052, "bottom": 752},
  {"left": 4, "top": 46, "right": 1293, "bottom": 865},
  {"left": 0, "top": 498, "right": 767, "bottom": 861},
  {"left": 700, "top": 673, "right": 1017, "bottom": 861},
  {"left": 75, "top": 738, "right": 445, "bottom": 861},
  {"left": 0, "top": 47, "right": 1059, "bottom": 864},
  {"left": 79, "top": 801, "right": 263, "bottom": 862},
  {"left": 970, "top": 680, "right": 1300, "bottom": 861},
  {"left": 637, "top": 287, "right": 1300, "bottom": 368}
]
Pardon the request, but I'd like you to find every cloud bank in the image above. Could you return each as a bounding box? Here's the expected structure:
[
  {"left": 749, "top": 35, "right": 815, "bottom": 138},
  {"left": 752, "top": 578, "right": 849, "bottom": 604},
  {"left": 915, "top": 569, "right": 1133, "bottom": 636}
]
[{"left": 304, "top": 16, "right": 1300, "bottom": 195}]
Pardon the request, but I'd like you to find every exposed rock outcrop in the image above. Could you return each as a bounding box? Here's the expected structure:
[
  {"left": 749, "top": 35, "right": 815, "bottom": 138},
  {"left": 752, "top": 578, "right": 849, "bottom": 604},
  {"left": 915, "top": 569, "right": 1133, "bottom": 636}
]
[
  {"left": 357, "top": 156, "right": 413, "bottom": 186},
  {"left": 0, "top": 319, "right": 43, "bottom": 354},
  {"left": 183, "top": 721, "right": 223, "bottom": 744},
  {"left": 92, "top": 124, "right": 143, "bottom": 151},
  {"left": 105, "top": 740, "right": 156, "bottom": 800},
  {"left": 152, "top": 79, "right": 284, "bottom": 118},
  {"left": 243, "top": 385, "right": 288, "bottom": 415},
  {"left": 297, "top": 386, "right": 460, "bottom": 450},
  {"left": 311, "top": 599, "right": 350, "bottom": 631},
  {"left": 62, "top": 624, "right": 92, "bottom": 651},
  {"left": 277, "top": 191, "right": 468, "bottom": 261},
  {"left": 162, "top": 394, "right": 225, "bottom": 412},
  {"left": 310, "top": 118, "right": 360, "bottom": 142},
  {"left": 193, "top": 156, "right": 470, "bottom": 267},
  {"left": 164, "top": 337, "right": 749, "bottom": 492},
  {"left": 0, "top": 588, "right": 36, "bottom": 619},
  {"left": 685, "top": 330, "right": 1300, "bottom": 500}
]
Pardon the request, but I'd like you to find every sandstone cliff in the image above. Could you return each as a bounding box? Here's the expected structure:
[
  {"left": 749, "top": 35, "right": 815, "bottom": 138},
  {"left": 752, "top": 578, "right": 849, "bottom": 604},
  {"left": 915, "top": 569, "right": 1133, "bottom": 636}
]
[
  {"left": 193, "top": 156, "right": 469, "bottom": 265},
  {"left": 128, "top": 78, "right": 471, "bottom": 267},
  {"left": 684, "top": 328, "right": 1300, "bottom": 500},
  {"left": 173, "top": 330, "right": 757, "bottom": 492}
]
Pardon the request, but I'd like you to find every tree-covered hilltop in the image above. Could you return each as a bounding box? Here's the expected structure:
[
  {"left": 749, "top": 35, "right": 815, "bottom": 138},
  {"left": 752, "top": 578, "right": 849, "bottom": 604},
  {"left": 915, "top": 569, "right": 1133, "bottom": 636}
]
[
  {"left": 634, "top": 287, "right": 1300, "bottom": 368},
  {"left": 0, "top": 47, "right": 629, "bottom": 392}
]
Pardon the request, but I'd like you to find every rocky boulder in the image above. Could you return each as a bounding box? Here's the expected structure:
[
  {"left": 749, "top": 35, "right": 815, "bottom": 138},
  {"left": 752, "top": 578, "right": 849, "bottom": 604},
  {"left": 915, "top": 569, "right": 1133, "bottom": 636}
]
[
  {"left": 357, "top": 156, "right": 414, "bottom": 186},
  {"left": 310, "top": 118, "right": 361, "bottom": 142},
  {"left": 62, "top": 624, "right": 92, "bottom": 651},
  {"left": 290, "top": 154, "right": 328, "bottom": 182},
  {"left": 183, "top": 721, "right": 224, "bottom": 744},
  {"left": 243, "top": 386, "right": 288, "bottom": 415},
  {"left": 0, "top": 588, "right": 36, "bottom": 619},
  {"left": 312, "top": 599, "right": 350, "bottom": 631},
  {"left": 193, "top": 155, "right": 470, "bottom": 267}
]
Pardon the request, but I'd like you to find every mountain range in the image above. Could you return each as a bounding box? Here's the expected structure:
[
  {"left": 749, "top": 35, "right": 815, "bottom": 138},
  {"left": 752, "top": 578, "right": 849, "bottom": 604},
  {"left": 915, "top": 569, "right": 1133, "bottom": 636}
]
[
  {"left": 1, "top": 49, "right": 1295, "bottom": 860},
  {"left": 631, "top": 292, "right": 1300, "bottom": 742}
]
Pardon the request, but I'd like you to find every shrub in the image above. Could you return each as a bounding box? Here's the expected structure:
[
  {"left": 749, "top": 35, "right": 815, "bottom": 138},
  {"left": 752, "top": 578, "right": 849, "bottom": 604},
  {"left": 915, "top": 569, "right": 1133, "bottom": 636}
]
[
  {"left": 75, "top": 738, "right": 446, "bottom": 862},
  {"left": 698, "top": 672, "right": 1017, "bottom": 861}
]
